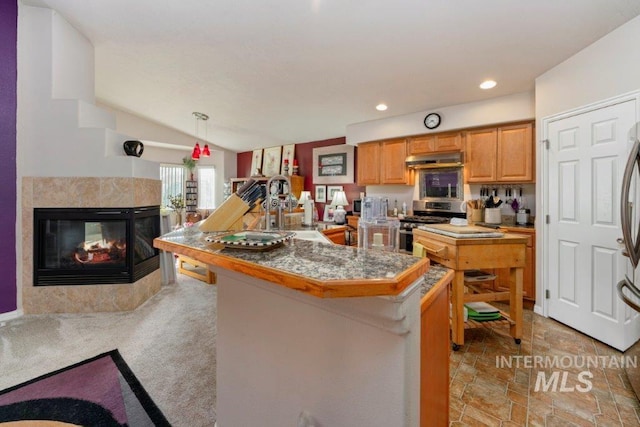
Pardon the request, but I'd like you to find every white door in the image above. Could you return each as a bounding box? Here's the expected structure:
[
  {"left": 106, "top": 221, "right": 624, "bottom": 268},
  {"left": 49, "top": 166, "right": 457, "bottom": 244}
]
[{"left": 547, "top": 98, "right": 640, "bottom": 351}]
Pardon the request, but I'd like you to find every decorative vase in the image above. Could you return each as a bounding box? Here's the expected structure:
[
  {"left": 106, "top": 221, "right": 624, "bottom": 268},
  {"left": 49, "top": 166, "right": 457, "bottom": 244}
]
[{"left": 174, "top": 209, "right": 183, "bottom": 227}]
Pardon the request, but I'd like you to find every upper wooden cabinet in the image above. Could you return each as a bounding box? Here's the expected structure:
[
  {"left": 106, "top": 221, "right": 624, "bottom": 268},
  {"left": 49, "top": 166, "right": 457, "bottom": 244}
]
[
  {"left": 381, "top": 139, "right": 410, "bottom": 184},
  {"left": 357, "top": 139, "right": 411, "bottom": 185},
  {"left": 408, "top": 132, "right": 462, "bottom": 155},
  {"left": 356, "top": 142, "right": 380, "bottom": 185},
  {"left": 465, "top": 122, "right": 534, "bottom": 183}
]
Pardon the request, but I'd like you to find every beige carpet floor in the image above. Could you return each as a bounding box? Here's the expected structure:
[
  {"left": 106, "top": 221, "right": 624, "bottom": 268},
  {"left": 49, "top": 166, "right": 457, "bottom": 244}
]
[{"left": 0, "top": 274, "right": 217, "bottom": 427}]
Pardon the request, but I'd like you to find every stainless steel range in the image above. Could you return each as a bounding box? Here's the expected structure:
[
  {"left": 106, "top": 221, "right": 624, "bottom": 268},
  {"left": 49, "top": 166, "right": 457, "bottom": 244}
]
[{"left": 398, "top": 200, "right": 467, "bottom": 253}]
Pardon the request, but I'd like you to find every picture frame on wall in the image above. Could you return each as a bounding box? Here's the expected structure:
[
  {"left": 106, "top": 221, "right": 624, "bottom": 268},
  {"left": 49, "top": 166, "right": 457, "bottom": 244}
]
[
  {"left": 262, "top": 146, "right": 282, "bottom": 177},
  {"left": 327, "top": 185, "right": 343, "bottom": 202},
  {"left": 250, "top": 149, "right": 263, "bottom": 176},
  {"left": 280, "top": 144, "right": 295, "bottom": 175},
  {"left": 315, "top": 185, "right": 326, "bottom": 203},
  {"left": 312, "top": 144, "right": 355, "bottom": 184}
]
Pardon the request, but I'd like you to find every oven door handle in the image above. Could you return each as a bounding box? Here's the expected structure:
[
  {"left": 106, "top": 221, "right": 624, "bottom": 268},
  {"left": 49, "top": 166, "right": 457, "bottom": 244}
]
[
  {"left": 399, "top": 230, "right": 412, "bottom": 235},
  {"left": 414, "top": 239, "right": 448, "bottom": 257}
]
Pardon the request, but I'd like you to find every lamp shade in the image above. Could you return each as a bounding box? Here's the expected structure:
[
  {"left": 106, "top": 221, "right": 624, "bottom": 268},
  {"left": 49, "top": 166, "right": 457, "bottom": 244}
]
[
  {"left": 192, "top": 143, "right": 201, "bottom": 160},
  {"left": 202, "top": 144, "right": 211, "bottom": 157},
  {"left": 331, "top": 191, "right": 349, "bottom": 207},
  {"left": 298, "top": 191, "right": 312, "bottom": 205}
]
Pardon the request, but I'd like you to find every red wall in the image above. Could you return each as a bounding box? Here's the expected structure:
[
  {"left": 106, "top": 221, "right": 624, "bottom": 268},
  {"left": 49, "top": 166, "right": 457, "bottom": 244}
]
[{"left": 237, "top": 137, "right": 365, "bottom": 217}]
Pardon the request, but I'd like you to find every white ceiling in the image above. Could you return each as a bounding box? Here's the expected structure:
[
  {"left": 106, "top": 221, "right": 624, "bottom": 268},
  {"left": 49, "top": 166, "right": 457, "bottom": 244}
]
[{"left": 28, "top": 0, "right": 640, "bottom": 153}]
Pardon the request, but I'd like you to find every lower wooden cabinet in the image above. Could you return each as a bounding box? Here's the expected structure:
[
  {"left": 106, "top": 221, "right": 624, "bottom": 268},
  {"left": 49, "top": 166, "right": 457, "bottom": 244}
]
[
  {"left": 347, "top": 215, "right": 359, "bottom": 246},
  {"left": 420, "top": 272, "right": 450, "bottom": 426},
  {"left": 321, "top": 226, "right": 347, "bottom": 245}
]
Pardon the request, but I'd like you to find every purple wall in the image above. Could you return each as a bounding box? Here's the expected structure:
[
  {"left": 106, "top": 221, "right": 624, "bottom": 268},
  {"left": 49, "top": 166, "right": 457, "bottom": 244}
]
[{"left": 0, "top": 0, "right": 17, "bottom": 313}]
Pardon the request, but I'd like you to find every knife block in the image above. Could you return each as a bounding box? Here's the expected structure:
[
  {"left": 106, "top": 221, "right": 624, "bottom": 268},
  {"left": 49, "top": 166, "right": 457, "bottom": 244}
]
[{"left": 199, "top": 194, "right": 249, "bottom": 232}]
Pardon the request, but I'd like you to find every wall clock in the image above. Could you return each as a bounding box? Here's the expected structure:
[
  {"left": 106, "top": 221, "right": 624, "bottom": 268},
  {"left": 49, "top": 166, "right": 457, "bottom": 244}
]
[{"left": 424, "top": 113, "right": 441, "bottom": 129}]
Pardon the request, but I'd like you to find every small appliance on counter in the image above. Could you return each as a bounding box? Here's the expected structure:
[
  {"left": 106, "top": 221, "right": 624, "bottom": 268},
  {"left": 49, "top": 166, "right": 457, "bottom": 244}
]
[
  {"left": 516, "top": 208, "right": 530, "bottom": 225},
  {"left": 358, "top": 196, "right": 399, "bottom": 252}
]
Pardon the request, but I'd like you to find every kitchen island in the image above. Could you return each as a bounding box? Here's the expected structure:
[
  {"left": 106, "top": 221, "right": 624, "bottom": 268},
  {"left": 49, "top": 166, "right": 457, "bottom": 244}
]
[
  {"left": 154, "top": 227, "right": 445, "bottom": 426},
  {"left": 413, "top": 226, "right": 527, "bottom": 350}
]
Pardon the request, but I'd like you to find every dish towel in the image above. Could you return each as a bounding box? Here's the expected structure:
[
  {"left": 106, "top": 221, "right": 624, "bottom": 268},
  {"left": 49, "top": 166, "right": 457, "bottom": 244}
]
[{"left": 413, "top": 242, "right": 426, "bottom": 258}]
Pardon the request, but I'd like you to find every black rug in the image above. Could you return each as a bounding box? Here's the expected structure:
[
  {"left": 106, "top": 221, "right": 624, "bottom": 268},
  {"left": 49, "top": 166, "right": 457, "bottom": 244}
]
[{"left": 0, "top": 349, "right": 171, "bottom": 426}]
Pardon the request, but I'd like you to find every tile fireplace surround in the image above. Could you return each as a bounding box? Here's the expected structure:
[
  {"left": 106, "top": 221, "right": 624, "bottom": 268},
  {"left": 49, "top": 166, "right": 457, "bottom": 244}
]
[{"left": 21, "top": 177, "right": 162, "bottom": 314}]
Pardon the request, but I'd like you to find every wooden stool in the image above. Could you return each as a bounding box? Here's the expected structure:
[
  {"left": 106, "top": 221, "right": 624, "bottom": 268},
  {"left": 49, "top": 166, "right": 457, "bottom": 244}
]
[{"left": 177, "top": 255, "right": 216, "bottom": 284}]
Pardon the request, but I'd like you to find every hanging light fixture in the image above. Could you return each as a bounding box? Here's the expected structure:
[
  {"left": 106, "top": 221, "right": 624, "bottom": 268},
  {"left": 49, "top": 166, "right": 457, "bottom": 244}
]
[
  {"left": 192, "top": 142, "right": 201, "bottom": 160},
  {"left": 192, "top": 112, "right": 210, "bottom": 160}
]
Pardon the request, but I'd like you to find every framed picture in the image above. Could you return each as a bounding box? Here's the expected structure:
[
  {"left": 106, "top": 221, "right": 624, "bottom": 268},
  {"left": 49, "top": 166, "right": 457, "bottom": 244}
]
[
  {"left": 327, "top": 185, "right": 343, "bottom": 202},
  {"left": 280, "top": 144, "right": 295, "bottom": 175},
  {"left": 312, "top": 144, "right": 355, "bottom": 184},
  {"left": 250, "top": 149, "right": 263, "bottom": 176},
  {"left": 315, "top": 185, "right": 326, "bottom": 203},
  {"left": 262, "top": 146, "right": 282, "bottom": 177}
]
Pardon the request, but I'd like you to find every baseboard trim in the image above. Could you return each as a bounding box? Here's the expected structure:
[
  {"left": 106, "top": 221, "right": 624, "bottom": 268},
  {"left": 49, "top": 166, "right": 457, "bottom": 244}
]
[
  {"left": 0, "top": 309, "right": 23, "bottom": 322},
  {"left": 533, "top": 304, "right": 544, "bottom": 316}
]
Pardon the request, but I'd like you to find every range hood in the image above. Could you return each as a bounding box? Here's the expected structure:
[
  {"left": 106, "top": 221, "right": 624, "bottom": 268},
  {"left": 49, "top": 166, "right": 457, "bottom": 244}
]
[{"left": 405, "top": 152, "right": 463, "bottom": 169}]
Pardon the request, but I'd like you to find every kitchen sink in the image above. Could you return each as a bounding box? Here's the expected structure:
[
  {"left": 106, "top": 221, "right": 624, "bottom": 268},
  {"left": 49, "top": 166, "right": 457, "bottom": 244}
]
[{"left": 291, "top": 230, "right": 331, "bottom": 243}]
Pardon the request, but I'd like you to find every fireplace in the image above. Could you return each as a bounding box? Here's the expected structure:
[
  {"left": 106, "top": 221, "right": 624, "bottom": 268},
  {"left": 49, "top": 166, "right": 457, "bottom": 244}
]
[{"left": 33, "top": 206, "right": 160, "bottom": 285}]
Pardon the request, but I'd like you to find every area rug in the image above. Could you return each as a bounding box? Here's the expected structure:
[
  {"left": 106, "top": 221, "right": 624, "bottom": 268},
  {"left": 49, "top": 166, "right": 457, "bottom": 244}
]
[{"left": 0, "top": 349, "right": 170, "bottom": 426}]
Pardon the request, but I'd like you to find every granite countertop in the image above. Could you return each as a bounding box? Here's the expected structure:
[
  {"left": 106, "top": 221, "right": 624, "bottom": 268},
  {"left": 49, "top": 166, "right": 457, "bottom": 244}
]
[
  {"left": 154, "top": 227, "right": 430, "bottom": 298},
  {"left": 421, "top": 264, "right": 452, "bottom": 296}
]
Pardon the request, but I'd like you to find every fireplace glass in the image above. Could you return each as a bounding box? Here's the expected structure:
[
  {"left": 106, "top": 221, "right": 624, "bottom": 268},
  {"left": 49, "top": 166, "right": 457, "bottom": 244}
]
[{"left": 34, "top": 207, "right": 160, "bottom": 285}]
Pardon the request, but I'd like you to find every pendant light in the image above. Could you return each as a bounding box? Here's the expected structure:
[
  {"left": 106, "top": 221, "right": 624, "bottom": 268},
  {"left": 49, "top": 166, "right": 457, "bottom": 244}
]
[{"left": 192, "top": 112, "right": 210, "bottom": 160}]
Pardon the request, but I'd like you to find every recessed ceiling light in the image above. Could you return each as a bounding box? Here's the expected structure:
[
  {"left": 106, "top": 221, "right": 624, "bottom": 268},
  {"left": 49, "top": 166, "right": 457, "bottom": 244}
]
[
  {"left": 376, "top": 104, "right": 388, "bottom": 111},
  {"left": 479, "top": 80, "right": 497, "bottom": 90}
]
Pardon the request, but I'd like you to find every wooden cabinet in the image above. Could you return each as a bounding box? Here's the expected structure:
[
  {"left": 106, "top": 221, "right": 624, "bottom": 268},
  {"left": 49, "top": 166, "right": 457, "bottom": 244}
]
[
  {"left": 382, "top": 139, "right": 409, "bottom": 184},
  {"left": 420, "top": 271, "right": 450, "bottom": 426},
  {"left": 408, "top": 131, "right": 462, "bottom": 155},
  {"left": 347, "top": 215, "right": 359, "bottom": 246},
  {"left": 357, "top": 142, "right": 381, "bottom": 185},
  {"left": 321, "top": 226, "right": 347, "bottom": 245},
  {"left": 357, "top": 139, "right": 410, "bottom": 185},
  {"left": 465, "top": 122, "right": 534, "bottom": 183},
  {"left": 465, "top": 128, "right": 498, "bottom": 182}
]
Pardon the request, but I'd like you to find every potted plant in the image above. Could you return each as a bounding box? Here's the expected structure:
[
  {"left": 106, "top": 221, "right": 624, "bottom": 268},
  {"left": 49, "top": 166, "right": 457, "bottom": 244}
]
[
  {"left": 168, "top": 193, "right": 186, "bottom": 226},
  {"left": 183, "top": 156, "right": 197, "bottom": 180}
]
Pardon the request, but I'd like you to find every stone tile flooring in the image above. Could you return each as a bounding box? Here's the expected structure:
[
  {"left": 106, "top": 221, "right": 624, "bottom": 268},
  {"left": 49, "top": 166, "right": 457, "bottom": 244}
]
[{"left": 449, "top": 305, "right": 640, "bottom": 426}]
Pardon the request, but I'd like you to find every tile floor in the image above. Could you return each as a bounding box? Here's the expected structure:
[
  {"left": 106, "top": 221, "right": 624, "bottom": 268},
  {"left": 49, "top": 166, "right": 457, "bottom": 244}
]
[{"left": 449, "top": 305, "right": 640, "bottom": 426}]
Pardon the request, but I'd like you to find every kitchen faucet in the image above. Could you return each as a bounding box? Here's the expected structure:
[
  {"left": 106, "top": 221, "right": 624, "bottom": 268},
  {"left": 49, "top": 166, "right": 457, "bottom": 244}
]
[{"left": 264, "top": 175, "right": 291, "bottom": 231}]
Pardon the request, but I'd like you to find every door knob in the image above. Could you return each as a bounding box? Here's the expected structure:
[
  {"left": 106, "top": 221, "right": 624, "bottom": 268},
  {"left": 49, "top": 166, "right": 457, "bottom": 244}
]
[{"left": 617, "top": 237, "right": 625, "bottom": 244}]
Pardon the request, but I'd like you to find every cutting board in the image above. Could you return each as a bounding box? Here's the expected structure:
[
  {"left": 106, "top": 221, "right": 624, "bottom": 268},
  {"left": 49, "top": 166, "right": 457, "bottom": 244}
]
[{"left": 418, "top": 223, "right": 504, "bottom": 238}]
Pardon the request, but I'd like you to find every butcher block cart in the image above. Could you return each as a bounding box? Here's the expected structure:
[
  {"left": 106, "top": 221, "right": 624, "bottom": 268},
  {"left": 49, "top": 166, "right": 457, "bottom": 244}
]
[{"left": 412, "top": 225, "right": 527, "bottom": 350}]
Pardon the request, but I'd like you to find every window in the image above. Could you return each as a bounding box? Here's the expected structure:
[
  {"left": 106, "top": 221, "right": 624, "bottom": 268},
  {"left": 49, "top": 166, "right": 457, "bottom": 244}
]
[
  {"left": 160, "top": 164, "right": 185, "bottom": 208},
  {"left": 198, "top": 166, "right": 216, "bottom": 209}
]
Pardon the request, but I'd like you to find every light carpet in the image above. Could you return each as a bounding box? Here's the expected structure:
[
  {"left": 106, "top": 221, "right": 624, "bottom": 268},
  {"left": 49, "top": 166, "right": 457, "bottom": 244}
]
[{"left": 0, "top": 274, "right": 217, "bottom": 426}]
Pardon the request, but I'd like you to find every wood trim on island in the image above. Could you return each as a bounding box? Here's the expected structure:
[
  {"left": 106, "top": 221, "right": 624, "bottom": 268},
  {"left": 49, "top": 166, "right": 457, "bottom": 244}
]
[{"left": 154, "top": 234, "right": 430, "bottom": 299}]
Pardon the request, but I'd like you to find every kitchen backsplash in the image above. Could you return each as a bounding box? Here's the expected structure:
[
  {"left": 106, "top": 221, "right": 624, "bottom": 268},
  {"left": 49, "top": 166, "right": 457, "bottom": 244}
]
[{"left": 364, "top": 183, "right": 535, "bottom": 218}]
